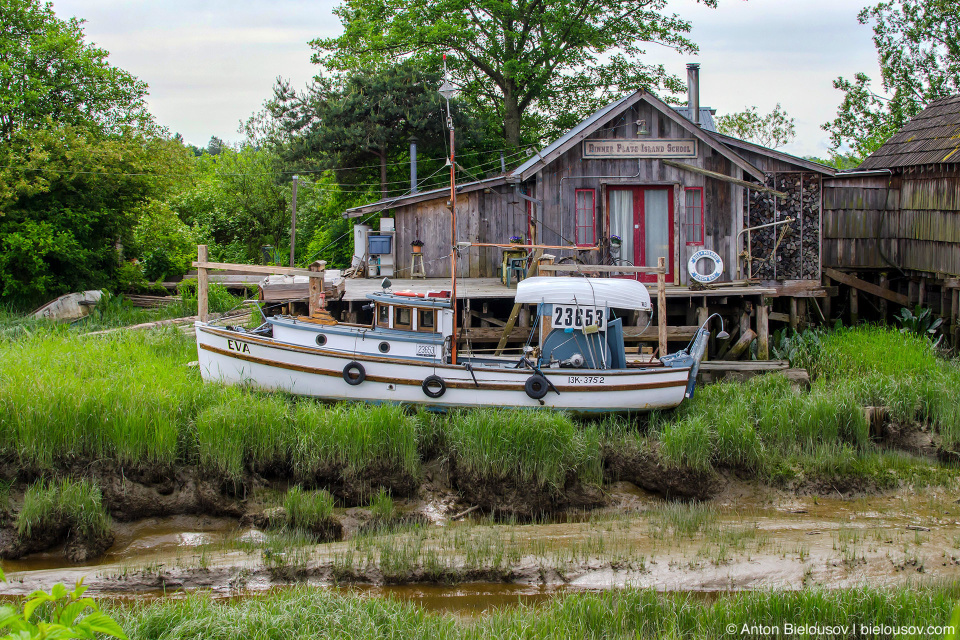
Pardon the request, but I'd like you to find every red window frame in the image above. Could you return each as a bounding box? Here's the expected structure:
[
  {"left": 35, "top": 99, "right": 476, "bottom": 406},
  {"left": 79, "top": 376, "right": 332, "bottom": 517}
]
[
  {"left": 574, "top": 188, "right": 596, "bottom": 247},
  {"left": 684, "top": 187, "right": 704, "bottom": 246}
]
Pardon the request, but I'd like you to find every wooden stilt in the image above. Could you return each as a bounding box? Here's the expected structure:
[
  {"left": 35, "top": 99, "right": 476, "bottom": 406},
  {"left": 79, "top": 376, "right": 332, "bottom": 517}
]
[
  {"left": 850, "top": 287, "right": 859, "bottom": 324},
  {"left": 878, "top": 272, "right": 889, "bottom": 321},
  {"left": 696, "top": 302, "right": 710, "bottom": 361},
  {"left": 307, "top": 260, "right": 326, "bottom": 318},
  {"left": 494, "top": 303, "right": 523, "bottom": 356},
  {"left": 757, "top": 299, "right": 770, "bottom": 360},
  {"left": 788, "top": 297, "right": 798, "bottom": 330},
  {"left": 797, "top": 299, "right": 807, "bottom": 330},
  {"left": 822, "top": 275, "right": 832, "bottom": 321},
  {"left": 657, "top": 257, "right": 667, "bottom": 358}
]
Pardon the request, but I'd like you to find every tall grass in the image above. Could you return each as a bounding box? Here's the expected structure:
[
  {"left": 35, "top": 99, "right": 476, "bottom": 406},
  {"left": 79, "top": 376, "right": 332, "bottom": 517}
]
[
  {"left": 114, "top": 585, "right": 959, "bottom": 640},
  {"left": 17, "top": 478, "right": 111, "bottom": 539},
  {"left": 444, "top": 409, "right": 602, "bottom": 490},
  {"left": 283, "top": 486, "right": 336, "bottom": 530}
]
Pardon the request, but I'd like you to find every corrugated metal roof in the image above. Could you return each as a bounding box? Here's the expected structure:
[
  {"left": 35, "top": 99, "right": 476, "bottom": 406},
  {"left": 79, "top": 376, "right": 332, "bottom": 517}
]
[
  {"left": 859, "top": 95, "right": 960, "bottom": 170},
  {"left": 671, "top": 107, "right": 717, "bottom": 132}
]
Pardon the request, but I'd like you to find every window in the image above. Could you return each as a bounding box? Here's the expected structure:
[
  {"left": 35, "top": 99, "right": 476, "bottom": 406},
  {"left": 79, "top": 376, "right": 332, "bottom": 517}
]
[
  {"left": 417, "top": 309, "right": 436, "bottom": 332},
  {"left": 684, "top": 188, "right": 704, "bottom": 245},
  {"left": 377, "top": 305, "right": 390, "bottom": 327},
  {"left": 575, "top": 189, "right": 596, "bottom": 246},
  {"left": 394, "top": 306, "right": 412, "bottom": 330}
]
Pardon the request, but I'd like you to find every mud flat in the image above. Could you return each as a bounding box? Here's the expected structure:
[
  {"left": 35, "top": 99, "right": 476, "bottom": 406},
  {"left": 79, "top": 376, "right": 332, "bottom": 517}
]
[{"left": 3, "top": 482, "right": 959, "bottom": 598}]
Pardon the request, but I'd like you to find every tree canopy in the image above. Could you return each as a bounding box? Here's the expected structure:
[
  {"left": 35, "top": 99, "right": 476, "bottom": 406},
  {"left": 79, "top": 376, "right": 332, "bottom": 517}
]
[
  {"left": 823, "top": 0, "right": 960, "bottom": 159},
  {"left": 716, "top": 104, "right": 796, "bottom": 150},
  {"left": 0, "top": 0, "right": 153, "bottom": 140},
  {"left": 311, "top": 0, "right": 718, "bottom": 148}
]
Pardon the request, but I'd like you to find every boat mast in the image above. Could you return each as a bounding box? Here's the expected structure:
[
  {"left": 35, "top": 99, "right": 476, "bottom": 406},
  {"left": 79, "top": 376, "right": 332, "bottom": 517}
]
[{"left": 440, "top": 55, "right": 458, "bottom": 365}]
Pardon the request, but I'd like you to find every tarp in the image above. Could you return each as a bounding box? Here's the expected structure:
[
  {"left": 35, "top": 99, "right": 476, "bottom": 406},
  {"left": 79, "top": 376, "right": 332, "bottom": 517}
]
[{"left": 515, "top": 277, "right": 651, "bottom": 310}]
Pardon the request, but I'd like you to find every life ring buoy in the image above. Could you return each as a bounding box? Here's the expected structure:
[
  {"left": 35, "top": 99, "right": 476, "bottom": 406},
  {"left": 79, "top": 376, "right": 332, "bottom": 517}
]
[
  {"left": 422, "top": 375, "right": 446, "bottom": 398},
  {"left": 524, "top": 375, "right": 549, "bottom": 400},
  {"left": 687, "top": 249, "right": 724, "bottom": 284},
  {"left": 343, "top": 361, "right": 366, "bottom": 385}
]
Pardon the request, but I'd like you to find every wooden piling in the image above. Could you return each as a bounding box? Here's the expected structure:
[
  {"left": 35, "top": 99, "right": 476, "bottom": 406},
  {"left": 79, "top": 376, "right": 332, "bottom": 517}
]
[
  {"left": 757, "top": 299, "right": 770, "bottom": 360},
  {"left": 308, "top": 260, "right": 326, "bottom": 317},
  {"left": 657, "top": 257, "right": 667, "bottom": 358},
  {"left": 197, "top": 244, "right": 209, "bottom": 322}
]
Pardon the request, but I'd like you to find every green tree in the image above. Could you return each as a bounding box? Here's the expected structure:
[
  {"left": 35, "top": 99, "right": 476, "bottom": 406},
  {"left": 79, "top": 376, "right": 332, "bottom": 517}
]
[
  {"left": 716, "top": 104, "right": 796, "bottom": 149},
  {"left": 0, "top": 126, "right": 192, "bottom": 304},
  {"left": 311, "top": 0, "right": 717, "bottom": 148},
  {"left": 171, "top": 146, "right": 290, "bottom": 264},
  {"left": 0, "top": 0, "right": 152, "bottom": 140},
  {"left": 823, "top": 0, "right": 960, "bottom": 158},
  {"left": 265, "top": 63, "right": 454, "bottom": 197}
]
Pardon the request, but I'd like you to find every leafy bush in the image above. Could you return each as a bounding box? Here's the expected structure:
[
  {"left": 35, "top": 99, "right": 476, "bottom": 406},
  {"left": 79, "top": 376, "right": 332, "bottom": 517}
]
[
  {"left": 895, "top": 305, "right": 943, "bottom": 339},
  {"left": 0, "top": 579, "right": 127, "bottom": 640},
  {"left": 177, "top": 279, "right": 245, "bottom": 315}
]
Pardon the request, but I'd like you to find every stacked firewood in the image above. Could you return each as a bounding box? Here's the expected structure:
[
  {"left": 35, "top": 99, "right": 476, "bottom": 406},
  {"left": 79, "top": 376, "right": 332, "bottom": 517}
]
[{"left": 745, "top": 172, "right": 821, "bottom": 280}]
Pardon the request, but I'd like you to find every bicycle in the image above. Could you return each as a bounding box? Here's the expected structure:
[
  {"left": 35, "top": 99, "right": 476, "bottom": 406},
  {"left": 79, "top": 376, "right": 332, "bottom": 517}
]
[{"left": 556, "top": 235, "right": 637, "bottom": 278}]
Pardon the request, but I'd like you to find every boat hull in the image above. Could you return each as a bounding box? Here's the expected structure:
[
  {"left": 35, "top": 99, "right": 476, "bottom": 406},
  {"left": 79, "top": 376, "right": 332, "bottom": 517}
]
[{"left": 196, "top": 324, "right": 690, "bottom": 413}]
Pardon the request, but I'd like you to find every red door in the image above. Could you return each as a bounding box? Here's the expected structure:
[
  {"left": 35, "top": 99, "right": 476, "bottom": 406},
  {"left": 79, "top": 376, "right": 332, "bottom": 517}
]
[{"left": 607, "top": 186, "right": 673, "bottom": 283}]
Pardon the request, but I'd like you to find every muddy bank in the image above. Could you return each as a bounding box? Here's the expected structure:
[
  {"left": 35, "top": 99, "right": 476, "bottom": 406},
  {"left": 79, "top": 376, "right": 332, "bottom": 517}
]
[
  {"left": 2, "top": 484, "right": 959, "bottom": 597},
  {"left": 0, "top": 417, "right": 951, "bottom": 565}
]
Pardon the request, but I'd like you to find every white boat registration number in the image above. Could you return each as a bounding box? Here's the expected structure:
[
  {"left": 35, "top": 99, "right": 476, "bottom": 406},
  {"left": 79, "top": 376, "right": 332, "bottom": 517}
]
[
  {"left": 417, "top": 344, "right": 437, "bottom": 357},
  {"left": 567, "top": 376, "right": 605, "bottom": 384},
  {"left": 552, "top": 305, "right": 606, "bottom": 330}
]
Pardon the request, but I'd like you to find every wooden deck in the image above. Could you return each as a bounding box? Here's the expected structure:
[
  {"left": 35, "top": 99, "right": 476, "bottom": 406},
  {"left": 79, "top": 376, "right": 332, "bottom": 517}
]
[{"left": 341, "top": 277, "right": 783, "bottom": 302}]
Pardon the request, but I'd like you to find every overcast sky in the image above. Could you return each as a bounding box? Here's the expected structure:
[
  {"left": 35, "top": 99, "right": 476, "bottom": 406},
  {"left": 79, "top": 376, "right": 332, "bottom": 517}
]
[{"left": 50, "top": 0, "right": 881, "bottom": 158}]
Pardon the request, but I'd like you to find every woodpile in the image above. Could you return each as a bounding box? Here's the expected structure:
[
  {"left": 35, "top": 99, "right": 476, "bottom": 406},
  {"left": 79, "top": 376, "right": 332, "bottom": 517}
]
[{"left": 746, "top": 172, "right": 821, "bottom": 280}]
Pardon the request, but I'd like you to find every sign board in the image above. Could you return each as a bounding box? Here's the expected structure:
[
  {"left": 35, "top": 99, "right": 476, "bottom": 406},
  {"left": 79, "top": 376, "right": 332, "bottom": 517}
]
[{"left": 583, "top": 138, "right": 697, "bottom": 159}]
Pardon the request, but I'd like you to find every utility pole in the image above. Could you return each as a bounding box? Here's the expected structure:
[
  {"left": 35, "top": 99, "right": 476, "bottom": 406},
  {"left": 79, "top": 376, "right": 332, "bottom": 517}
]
[{"left": 289, "top": 175, "right": 298, "bottom": 267}]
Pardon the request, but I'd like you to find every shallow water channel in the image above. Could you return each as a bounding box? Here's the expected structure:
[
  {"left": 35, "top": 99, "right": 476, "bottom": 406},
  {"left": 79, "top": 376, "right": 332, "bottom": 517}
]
[{"left": 3, "top": 483, "right": 959, "bottom": 612}]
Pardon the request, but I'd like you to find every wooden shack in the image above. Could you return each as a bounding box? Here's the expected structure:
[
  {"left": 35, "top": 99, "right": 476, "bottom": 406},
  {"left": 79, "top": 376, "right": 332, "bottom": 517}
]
[
  {"left": 346, "top": 67, "right": 834, "bottom": 287},
  {"left": 340, "top": 65, "right": 837, "bottom": 358},
  {"left": 822, "top": 94, "right": 960, "bottom": 340}
]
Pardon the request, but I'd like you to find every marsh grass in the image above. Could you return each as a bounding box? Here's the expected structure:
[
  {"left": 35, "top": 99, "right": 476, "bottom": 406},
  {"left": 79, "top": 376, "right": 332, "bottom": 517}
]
[
  {"left": 368, "top": 488, "right": 397, "bottom": 521},
  {"left": 16, "top": 478, "right": 110, "bottom": 539},
  {"left": 112, "top": 585, "right": 960, "bottom": 640},
  {"left": 283, "top": 486, "right": 335, "bottom": 530},
  {"left": 0, "top": 324, "right": 955, "bottom": 493},
  {"left": 444, "top": 409, "right": 602, "bottom": 490}
]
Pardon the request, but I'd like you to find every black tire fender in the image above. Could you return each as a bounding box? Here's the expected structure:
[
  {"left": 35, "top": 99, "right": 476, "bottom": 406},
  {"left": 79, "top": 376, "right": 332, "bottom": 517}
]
[
  {"left": 422, "top": 374, "right": 446, "bottom": 398},
  {"left": 524, "top": 374, "right": 549, "bottom": 400},
  {"left": 343, "top": 361, "right": 366, "bottom": 385}
]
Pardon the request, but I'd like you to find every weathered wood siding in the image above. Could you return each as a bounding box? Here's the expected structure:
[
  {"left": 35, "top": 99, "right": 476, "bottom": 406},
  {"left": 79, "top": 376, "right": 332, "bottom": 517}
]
[
  {"left": 387, "top": 97, "right": 822, "bottom": 283},
  {"left": 823, "top": 166, "right": 960, "bottom": 276}
]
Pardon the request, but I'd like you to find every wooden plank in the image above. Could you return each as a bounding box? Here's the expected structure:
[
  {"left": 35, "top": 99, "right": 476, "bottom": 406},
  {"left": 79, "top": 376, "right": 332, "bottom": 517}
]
[
  {"left": 193, "top": 261, "right": 328, "bottom": 278},
  {"left": 723, "top": 328, "right": 756, "bottom": 360},
  {"left": 494, "top": 303, "right": 522, "bottom": 355},
  {"left": 662, "top": 159, "right": 788, "bottom": 198},
  {"left": 308, "top": 260, "right": 326, "bottom": 316},
  {"left": 538, "top": 264, "right": 666, "bottom": 274},
  {"left": 823, "top": 267, "right": 910, "bottom": 306},
  {"left": 700, "top": 360, "right": 789, "bottom": 372}
]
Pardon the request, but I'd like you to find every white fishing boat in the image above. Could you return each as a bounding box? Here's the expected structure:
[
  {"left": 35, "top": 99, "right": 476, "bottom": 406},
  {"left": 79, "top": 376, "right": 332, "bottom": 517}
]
[
  {"left": 195, "top": 275, "right": 719, "bottom": 414},
  {"left": 193, "top": 66, "right": 722, "bottom": 414}
]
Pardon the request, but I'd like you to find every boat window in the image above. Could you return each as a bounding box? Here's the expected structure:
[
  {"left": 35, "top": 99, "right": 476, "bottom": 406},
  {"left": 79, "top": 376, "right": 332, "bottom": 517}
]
[
  {"left": 395, "top": 306, "right": 413, "bottom": 330},
  {"left": 377, "top": 304, "right": 390, "bottom": 327},
  {"left": 418, "top": 309, "right": 435, "bottom": 332}
]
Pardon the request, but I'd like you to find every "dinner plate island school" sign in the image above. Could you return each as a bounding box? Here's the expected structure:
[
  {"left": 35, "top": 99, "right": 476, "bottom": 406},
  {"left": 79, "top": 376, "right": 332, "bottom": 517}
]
[{"left": 583, "top": 138, "right": 697, "bottom": 159}]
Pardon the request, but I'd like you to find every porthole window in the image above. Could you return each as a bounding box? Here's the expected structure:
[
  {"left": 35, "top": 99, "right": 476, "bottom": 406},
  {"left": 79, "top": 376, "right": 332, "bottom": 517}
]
[
  {"left": 378, "top": 341, "right": 391, "bottom": 353},
  {"left": 316, "top": 334, "right": 327, "bottom": 346}
]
